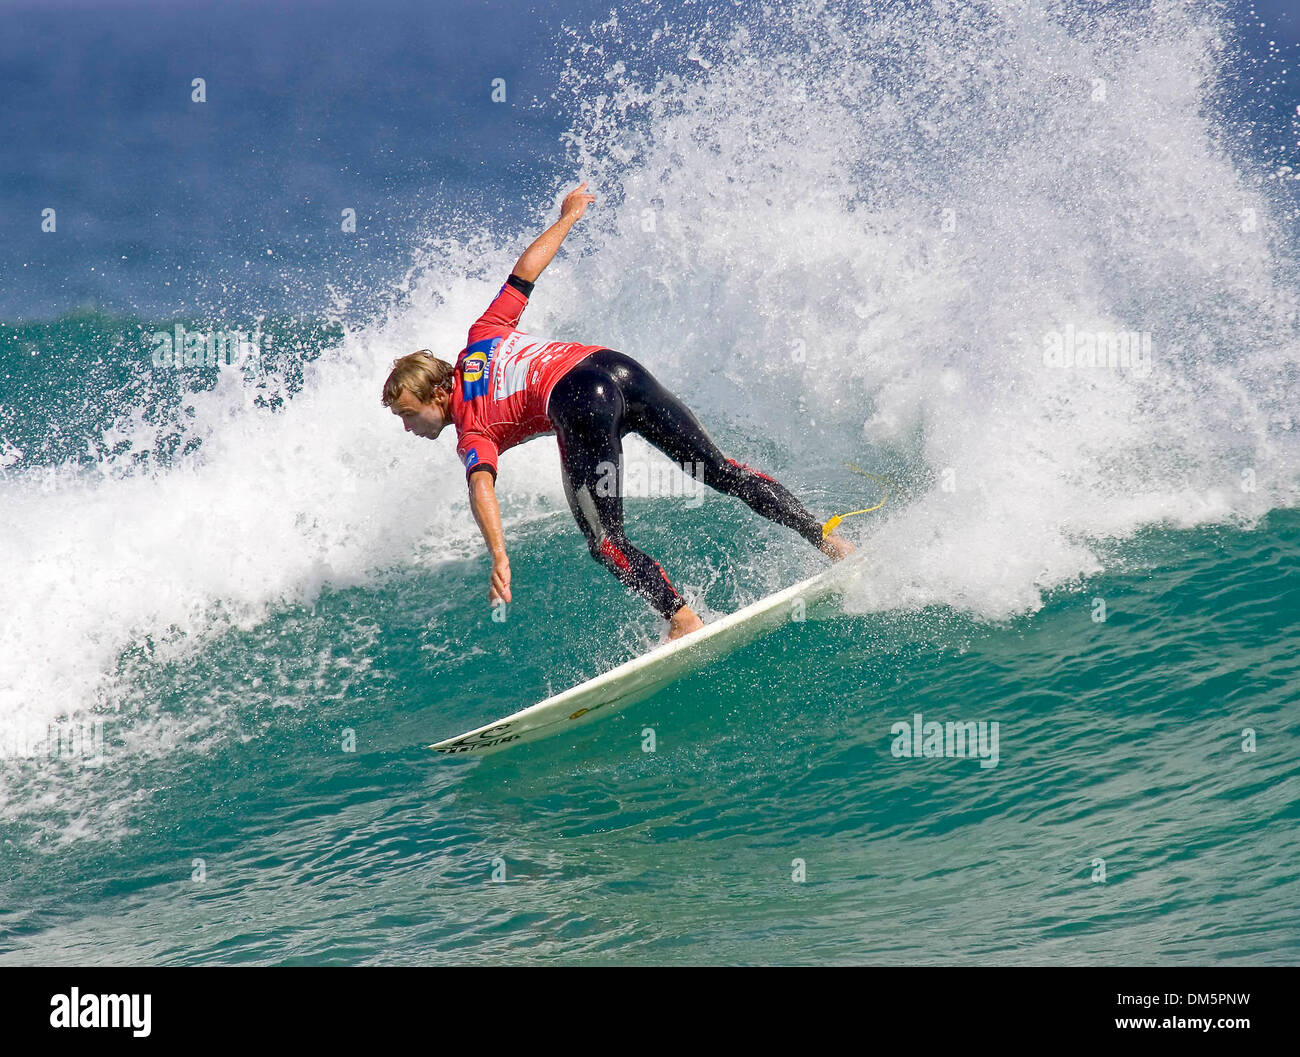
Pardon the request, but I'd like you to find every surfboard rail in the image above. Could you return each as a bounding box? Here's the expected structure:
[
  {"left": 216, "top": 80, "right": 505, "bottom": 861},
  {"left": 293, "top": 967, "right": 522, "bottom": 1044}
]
[{"left": 428, "top": 552, "right": 867, "bottom": 757}]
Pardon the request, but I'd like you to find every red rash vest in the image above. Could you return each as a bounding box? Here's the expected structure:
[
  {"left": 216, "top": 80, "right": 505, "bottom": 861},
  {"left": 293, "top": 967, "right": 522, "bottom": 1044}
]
[{"left": 451, "top": 275, "right": 606, "bottom": 480}]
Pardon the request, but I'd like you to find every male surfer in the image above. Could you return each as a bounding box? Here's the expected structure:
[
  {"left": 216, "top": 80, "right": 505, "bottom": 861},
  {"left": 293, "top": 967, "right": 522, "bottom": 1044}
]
[{"left": 382, "top": 183, "right": 855, "bottom": 639}]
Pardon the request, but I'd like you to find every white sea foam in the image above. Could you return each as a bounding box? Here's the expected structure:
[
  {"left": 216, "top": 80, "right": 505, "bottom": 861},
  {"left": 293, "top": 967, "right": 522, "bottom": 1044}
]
[
  {"left": 2, "top": 0, "right": 1298, "bottom": 835},
  {"left": 551, "top": 0, "right": 1300, "bottom": 618}
]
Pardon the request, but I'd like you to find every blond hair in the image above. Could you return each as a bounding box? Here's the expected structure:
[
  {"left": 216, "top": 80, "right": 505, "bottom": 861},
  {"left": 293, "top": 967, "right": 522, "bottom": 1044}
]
[{"left": 381, "top": 350, "right": 456, "bottom": 407}]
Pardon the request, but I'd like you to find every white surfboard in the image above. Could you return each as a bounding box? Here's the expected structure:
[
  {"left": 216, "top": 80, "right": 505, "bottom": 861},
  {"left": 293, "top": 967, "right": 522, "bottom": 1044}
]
[{"left": 429, "top": 552, "right": 867, "bottom": 757}]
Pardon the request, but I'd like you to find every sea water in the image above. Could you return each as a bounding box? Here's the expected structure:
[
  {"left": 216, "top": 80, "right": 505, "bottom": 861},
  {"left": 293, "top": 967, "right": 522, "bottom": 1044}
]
[{"left": 0, "top": 0, "right": 1297, "bottom": 964}]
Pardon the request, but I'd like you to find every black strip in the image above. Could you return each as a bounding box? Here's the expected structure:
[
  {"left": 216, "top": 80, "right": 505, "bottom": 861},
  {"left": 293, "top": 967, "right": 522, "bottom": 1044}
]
[{"left": 506, "top": 273, "right": 534, "bottom": 298}]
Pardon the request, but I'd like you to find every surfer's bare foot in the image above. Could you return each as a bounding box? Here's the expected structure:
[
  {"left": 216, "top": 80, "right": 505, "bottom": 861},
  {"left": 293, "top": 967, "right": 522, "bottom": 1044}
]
[
  {"left": 668, "top": 605, "right": 705, "bottom": 640},
  {"left": 820, "top": 533, "right": 857, "bottom": 562}
]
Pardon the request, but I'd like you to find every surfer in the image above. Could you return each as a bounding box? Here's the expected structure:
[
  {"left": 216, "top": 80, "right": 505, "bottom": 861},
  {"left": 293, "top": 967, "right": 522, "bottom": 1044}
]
[{"left": 383, "top": 182, "right": 856, "bottom": 639}]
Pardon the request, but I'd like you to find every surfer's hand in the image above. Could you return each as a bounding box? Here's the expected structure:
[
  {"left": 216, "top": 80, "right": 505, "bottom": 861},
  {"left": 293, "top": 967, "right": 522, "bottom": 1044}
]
[
  {"left": 489, "top": 555, "right": 512, "bottom": 605},
  {"left": 560, "top": 182, "right": 595, "bottom": 221}
]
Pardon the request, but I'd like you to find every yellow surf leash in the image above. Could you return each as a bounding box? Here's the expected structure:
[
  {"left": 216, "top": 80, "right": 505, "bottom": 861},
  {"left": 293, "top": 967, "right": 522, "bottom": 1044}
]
[{"left": 821, "top": 462, "right": 894, "bottom": 538}]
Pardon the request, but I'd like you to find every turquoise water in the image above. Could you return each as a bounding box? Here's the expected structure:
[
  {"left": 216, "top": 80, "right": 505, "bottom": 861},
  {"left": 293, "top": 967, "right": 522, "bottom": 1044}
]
[
  {"left": 1, "top": 484, "right": 1297, "bottom": 963},
  {"left": 2, "top": 0, "right": 1299, "bottom": 964}
]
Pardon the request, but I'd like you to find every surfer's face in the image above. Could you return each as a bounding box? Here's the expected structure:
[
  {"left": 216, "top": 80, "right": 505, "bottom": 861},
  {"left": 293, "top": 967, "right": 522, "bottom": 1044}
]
[{"left": 391, "top": 388, "right": 451, "bottom": 440}]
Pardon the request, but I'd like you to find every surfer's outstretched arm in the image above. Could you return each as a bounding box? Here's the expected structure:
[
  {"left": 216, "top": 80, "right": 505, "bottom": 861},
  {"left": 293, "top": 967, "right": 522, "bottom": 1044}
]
[
  {"left": 511, "top": 182, "right": 596, "bottom": 283},
  {"left": 468, "top": 469, "right": 512, "bottom": 605}
]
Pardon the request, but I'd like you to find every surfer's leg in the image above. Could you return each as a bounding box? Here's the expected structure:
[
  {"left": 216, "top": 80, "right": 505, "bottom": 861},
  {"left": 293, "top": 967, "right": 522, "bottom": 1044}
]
[
  {"left": 548, "top": 360, "right": 689, "bottom": 621},
  {"left": 593, "top": 350, "right": 829, "bottom": 550}
]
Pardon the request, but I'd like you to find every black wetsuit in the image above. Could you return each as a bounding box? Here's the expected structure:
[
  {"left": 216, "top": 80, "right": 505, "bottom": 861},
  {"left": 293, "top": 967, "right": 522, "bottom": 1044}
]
[{"left": 546, "top": 348, "right": 827, "bottom": 619}]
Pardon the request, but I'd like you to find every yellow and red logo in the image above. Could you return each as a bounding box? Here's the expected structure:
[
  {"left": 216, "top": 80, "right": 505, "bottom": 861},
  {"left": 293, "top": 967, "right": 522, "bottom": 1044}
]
[
  {"left": 462, "top": 350, "right": 487, "bottom": 383},
  {"left": 461, "top": 347, "right": 490, "bottom": 399}
]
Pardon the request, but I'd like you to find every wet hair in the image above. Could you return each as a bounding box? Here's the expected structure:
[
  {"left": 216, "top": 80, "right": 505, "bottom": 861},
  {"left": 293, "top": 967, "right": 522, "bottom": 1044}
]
[{"left": 381, "top": 349, "right": 455, "bottom": 407}]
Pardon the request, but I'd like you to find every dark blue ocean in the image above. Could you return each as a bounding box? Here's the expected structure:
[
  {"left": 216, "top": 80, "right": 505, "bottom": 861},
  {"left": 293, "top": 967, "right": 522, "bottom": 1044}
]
[{"left": 1, "top": 0, "right": 1298, "bottom": 964}]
